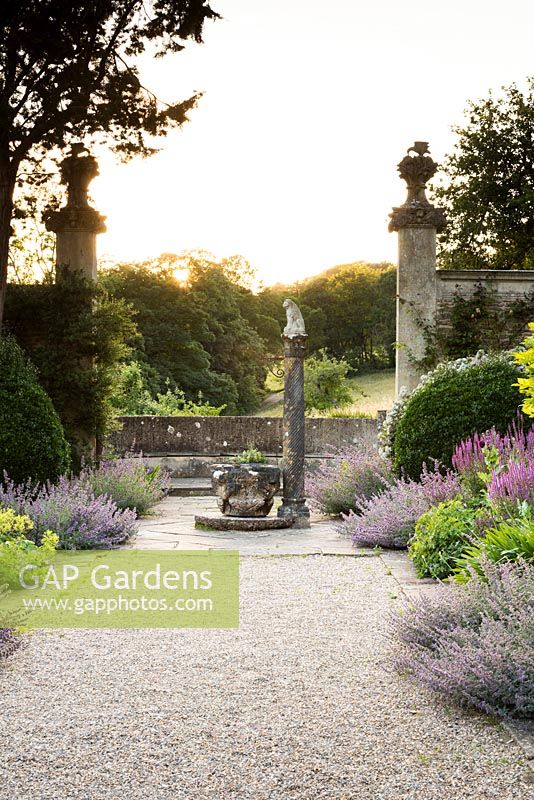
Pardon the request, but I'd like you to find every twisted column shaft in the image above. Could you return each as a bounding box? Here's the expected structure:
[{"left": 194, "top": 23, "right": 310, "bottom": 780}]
[{"left": 278, "top": 334, "right": 310, "bottom": 527}]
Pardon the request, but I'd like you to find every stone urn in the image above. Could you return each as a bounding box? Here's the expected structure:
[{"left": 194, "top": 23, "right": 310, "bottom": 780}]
[{"left": 211, "top": 463, "right": 281, "bottom": 517}]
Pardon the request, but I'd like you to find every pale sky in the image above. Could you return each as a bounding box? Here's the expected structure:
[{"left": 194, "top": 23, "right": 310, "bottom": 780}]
[{"left": 90, "top": 0, "right": 534, "bottom": 285}]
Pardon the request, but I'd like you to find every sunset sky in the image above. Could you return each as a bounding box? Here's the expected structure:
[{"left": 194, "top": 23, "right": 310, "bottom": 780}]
[{"left": 91, "top": 0, "right": 534, "bottom": 285}]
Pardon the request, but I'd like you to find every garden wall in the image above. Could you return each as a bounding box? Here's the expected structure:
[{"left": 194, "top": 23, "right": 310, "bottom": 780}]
[
  {"left": 436, "top": 269, "right": 534, "bottom": 339},
  {"left": 110, "top": 416, "right": 382, "bottom": 477}
]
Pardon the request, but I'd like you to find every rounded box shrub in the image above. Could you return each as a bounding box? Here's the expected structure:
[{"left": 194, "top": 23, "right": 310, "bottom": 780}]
[
  {"left": 0, "top": 335, "right": 70, "bottom": 483},
  {"left": 382, "top": 352, "right": 524, "bottom": 479}
]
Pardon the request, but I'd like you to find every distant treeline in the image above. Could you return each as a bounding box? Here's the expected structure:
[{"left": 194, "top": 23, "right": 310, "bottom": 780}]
[{"left": 98, "top": 254, "right": 396, "bottom": 415}]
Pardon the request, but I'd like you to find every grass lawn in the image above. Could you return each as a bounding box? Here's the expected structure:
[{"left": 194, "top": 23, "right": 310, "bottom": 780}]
[{"left": 254, "top": 369, "right": 395, "bottom": 418}]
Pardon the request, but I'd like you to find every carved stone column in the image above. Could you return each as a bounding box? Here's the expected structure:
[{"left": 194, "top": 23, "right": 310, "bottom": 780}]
[
  {"left": 278, "top": 301, "right": 310, "bottom": 528},
  {"left": 45, "top": 143, "right": 106, "bottom": 282},
  {"left": 44, "top": 144, "right": 106, "bottom": 465},
  {"left": 389, "top": 142, "right": 446, "bottom": 395}
]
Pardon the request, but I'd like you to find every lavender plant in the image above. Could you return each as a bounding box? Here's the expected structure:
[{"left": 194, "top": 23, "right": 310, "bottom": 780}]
[
  {"left": 79, "top": 457, "right": 170, "bottom": 515},
  {"left": 0, "top": 585, "right": 26, "bottom": 662},
  {"left": 0, "top": 476, "right": 136, "bottom": 549},
  {"left": 390, "top": 560, "right": 534, "bottom": 718},
  {"left": 0, "top": 626, "right": 20, "bottom": 661},
  {"left": 306, "top": 445, "right": 392, "bottom": 516},
  {"left": 339, "top": 468, "right": 461, "bottom": 549}
]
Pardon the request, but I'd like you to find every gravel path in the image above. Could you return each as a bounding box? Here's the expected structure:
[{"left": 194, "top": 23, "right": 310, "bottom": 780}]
[{"left": 0, "top": 555, "right": 531, "bottom": 799}]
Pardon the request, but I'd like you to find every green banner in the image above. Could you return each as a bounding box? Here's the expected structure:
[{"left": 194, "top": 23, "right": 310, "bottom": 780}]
[{"left": 1, "top": 550, "right": 239, "bottom": 629}]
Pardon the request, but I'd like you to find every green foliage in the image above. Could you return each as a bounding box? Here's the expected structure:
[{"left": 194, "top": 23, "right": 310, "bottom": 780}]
[
  {"left": 409, "top": 499, "right": 475, "bottom": 580},
  {"left": 101, "top": 254, "right": 269, "bottom": 414},
  {"left": 0, "top": 335, "right": 70, "bottom": 483},
  {"left": 514, "top": 321, "right": 534, "bottom": 418},
  {"left": 453, "top": 514, "right": 534, "bottom": 582},
  {"left": 261, "top": 262, "right": 396, "bottom": 371},
  {"left": 111, "top": 362, "right": 224, "bottom": 416},
  {"left": 232, "top": 448, "right": 266, "bottom": 464},
  {"left": 435, "top": 78, "right": 534, "bottom": 270},
  {"left": 0, "top": 526, "right": 58, "bottom": 589},
  {"left": 304, "top": 350, "right": 354, "bottom": 412},
  {"left": 389, "top": 352, "right": 523, "bottom": 478},
  {"left": 5, "top": 273, "right": 137, "bottom": 464}
]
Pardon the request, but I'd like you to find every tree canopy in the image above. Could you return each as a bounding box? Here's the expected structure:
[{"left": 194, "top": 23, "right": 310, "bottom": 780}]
[
  {"left": 435, "top": 77, "right": 534, "bottom": 270},
  {"left": 0, "top": 0, "right": 219, "bottom": 326}
]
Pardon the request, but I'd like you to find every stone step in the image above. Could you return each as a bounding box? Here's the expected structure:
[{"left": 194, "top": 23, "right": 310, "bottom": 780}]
[{"left": 169, "top": 478, "right": 213, "bottom": 496}]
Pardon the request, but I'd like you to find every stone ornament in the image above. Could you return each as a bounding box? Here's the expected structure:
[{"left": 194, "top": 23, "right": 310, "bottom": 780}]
[
  {"left": 211, "top": 463, "right": 281, "bottom": 517},
  {"left": 283, "top": 298, "right": 307, "bottom": 337},
  {"left": 45, "top": 143, "right": 106, "bottom": 234},
  {"left": 389, "top": 141, "right": 446, "bottom": 232}
]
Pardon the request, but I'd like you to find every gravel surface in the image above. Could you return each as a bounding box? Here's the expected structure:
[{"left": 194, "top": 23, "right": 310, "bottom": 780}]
[{"left": 0, "top": 555, "right": 531, "bottom": 799}]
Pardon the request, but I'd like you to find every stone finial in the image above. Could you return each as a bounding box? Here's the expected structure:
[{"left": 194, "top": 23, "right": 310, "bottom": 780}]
[
  {"left": 389, "top": 141, "right": 446, "bottom": 232},
  {"left": 283, "top": 298, "right": 307, "bottom": 338},
  {"left": 45, "top": 143, "right": 106, "bottom": 234},
  {"left": 61, "top": 142, "right": 99, "bottom": 208}
]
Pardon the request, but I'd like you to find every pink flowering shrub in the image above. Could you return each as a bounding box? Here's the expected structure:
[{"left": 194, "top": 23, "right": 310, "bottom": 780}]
[
  {"left": 488, "top": 461, "right": 534, "bottom": 517},
  {"left": 339, "top": 468, "right": 462, "bottom": 549},
  {"left": 390, "top": 560, "right": 534, "bottom": 718},
  {"left": 306, "top": 446, "right": 392, "bottom": 516},
  {"left": 452, "top": 418, "right": 534, "bottom": 495}
]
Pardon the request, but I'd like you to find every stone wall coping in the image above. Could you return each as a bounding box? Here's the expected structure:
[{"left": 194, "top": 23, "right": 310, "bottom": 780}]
[{"left": 437, "top": 269, "right": 534, "bottom": 282}]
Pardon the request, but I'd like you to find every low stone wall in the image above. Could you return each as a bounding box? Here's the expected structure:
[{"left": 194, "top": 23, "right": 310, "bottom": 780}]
[{"left": 111, "top": 416, "right": 380, "bottom": 458}]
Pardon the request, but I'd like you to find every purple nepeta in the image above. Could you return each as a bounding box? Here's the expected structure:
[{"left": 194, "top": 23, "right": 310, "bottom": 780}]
[
  {"left": 389, "top": 560, "right": 534, "bottom": 718},
  {"left": 0, "top": 627, "right": 20, "bottom": 661},
  {"left": 306, "top": 445, "right": 392, "bottom": 516},
  {"left": 79, "top": 457, "right": 170, "bottom": 515},
  {"left": 339, "top": 468, "right": 462, "bottom": 549},
  {"left": 0, "top": 475, "right": 136, "bottom": 549}
]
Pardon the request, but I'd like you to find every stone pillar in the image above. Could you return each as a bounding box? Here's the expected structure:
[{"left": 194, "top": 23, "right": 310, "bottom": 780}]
[
  {"left": 278, "top": 300, "right": 310, "bottom": 528},
  {"left": 389, "top": 142, "right": 446, "bottom": 395},
  {"left": 44, "top": 144, "right": 106, "bottom": 465},
  {"left": 45, "top": 143, "right": 106, "bottom": 281}
]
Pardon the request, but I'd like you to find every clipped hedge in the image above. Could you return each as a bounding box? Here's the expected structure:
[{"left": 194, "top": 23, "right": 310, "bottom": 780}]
[
  {"left": 383, "top": 352, "right": 524, "bottom": 479},
  {"left": 0, "top": 335, "right": 70, "bottom": 483}
]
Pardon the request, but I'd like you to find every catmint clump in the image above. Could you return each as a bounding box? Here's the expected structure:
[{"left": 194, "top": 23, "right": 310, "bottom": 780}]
[
  {"left": 79, "top": 457, "right": 170, "bottom": 515},
  {"left": 339, "top": 468, "right": 462, "bottom": 549},
  {"left": 390, "top": 560, "right": 534, "bottom": 718},
  {"left": 306, "top": 445, "right": 392, "bottom": 516},
  {"left": 0, "top": 476, "right": 136, "bottom": 549}
]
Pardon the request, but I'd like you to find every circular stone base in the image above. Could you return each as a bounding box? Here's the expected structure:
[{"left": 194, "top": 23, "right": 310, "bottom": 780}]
[{"left": 194, "top": 514, "right": 294, "bottom": 532}]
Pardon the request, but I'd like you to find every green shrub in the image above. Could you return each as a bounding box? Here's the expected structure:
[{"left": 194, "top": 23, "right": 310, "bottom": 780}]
[
  {"left": 453, "top": 514, "right": 534, "bottom": 582},
  {"left": 383, "top": 352, "right": 524, "bottom": 479},
  {"left": 232, "top": 448, "right": 266, "bottom": 464},
  {"left": 515, "top": 321, "right": 534, "bottom": 417},
  {"left": 0, "top": 336, "right": 70, "bottom": 483},
  {"left": 111, "top": 362, "right": 225, "bottom": 416},
  {"left": 0, "top": 508, "right": 58, "bottom": 588},
  {"left": 409, "top": 499, "right": 476, "bottom": 579},
  {"left": 304, "top": 350, "right": 354, "bottom": 412}
]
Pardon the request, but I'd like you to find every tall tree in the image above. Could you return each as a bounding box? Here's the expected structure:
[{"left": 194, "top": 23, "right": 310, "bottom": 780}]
[
  {"left": 435, "top": 78, "right": 534, "bottom": 270},
  {"left": 0, "top": 0, "right": 219, "bottom": 326}
]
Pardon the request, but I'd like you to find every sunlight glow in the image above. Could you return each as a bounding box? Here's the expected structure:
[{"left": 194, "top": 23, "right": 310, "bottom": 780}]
[{"left": 90, "top": 0, "right": 534, "bottom": 285}]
